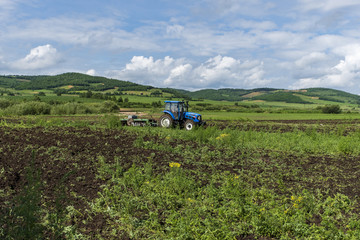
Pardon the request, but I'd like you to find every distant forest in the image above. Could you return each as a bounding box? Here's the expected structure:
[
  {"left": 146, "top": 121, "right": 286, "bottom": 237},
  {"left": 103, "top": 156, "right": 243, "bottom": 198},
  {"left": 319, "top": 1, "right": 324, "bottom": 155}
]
[
  {"left": 0, "top": 73, "right": 190, "bottom": 99},
  {"left": 0, "top": 73, "right": 150, "bottom": 91},
  {"left": 1, "top": 72, "right": 360, "bottom": 104}
]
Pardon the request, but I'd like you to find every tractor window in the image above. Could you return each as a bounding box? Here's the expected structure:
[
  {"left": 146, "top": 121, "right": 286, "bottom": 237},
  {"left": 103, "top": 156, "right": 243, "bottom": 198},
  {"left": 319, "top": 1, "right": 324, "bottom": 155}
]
[
  {"left": 165, "top": 102, "right": 171, "bottom": 111},
  {"left": 180, "top": 103, "right": 187, "bottom": 112},
  {"left": 179, "top": 103, "right": 184, "bottom": 113},
  {"left": 171, "top": 104, "right": 178, "bottom": 113}
]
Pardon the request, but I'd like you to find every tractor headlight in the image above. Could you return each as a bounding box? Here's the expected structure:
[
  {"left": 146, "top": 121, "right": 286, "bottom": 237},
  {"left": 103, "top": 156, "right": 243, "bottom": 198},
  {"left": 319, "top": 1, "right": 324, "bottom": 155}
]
[{"left": 197, "top": 115, "right": 201, "bottom": 121}]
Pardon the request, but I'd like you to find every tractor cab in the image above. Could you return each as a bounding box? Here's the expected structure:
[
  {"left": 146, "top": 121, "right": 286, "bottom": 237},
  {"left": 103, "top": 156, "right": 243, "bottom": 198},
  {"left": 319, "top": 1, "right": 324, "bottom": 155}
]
[
  {"left": 160, "top": 100, "right": 205, "bottom": 130},
  {"left": 164, "top": 101, "right": 187, "bottom": 120}
]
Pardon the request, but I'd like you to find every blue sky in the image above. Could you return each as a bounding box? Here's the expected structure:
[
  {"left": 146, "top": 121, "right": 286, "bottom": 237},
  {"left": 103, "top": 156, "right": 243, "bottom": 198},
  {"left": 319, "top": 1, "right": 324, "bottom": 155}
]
[{"left": 1, "top": 0, "right": 360, "bottom": 93}]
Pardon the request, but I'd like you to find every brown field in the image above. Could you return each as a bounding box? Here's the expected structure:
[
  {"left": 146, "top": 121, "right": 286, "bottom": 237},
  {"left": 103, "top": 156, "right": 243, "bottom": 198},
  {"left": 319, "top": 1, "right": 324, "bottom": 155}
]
[{"left": 2, "top": 118, "right": 360, "bottom": 238}]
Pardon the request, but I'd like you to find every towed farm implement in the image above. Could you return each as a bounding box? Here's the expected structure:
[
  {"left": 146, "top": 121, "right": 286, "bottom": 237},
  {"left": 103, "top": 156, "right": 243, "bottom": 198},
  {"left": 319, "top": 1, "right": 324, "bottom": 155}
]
[
  {"left": 120, "top": 100, "right": 206, "bottom": 130},
  {"left": 120, "top": 115, "right": 158, "bottom": 127}
]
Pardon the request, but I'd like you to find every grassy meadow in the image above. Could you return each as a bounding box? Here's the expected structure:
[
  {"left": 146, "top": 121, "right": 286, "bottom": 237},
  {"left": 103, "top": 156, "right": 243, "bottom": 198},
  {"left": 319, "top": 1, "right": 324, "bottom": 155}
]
[{"left": 2, "top": 80, "right": 360, "bottom": 238}]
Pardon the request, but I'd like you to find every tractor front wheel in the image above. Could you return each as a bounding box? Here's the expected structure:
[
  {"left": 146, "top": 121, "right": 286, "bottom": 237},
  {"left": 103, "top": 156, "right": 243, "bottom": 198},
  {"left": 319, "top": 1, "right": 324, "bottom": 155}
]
[
  {"left": 159, "top": 114, "right": 173, "bottom": 128},
  {"left": 184, "top": 119, "right": 195, "bottom": 131}
]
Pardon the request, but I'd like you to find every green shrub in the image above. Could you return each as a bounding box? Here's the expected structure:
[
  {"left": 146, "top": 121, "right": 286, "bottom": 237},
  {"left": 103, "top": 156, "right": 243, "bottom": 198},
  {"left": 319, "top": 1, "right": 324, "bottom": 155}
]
[
  {"left": 322, "top": 105, "right": 342, "bottom": 114},
  {"left": 5, "top": 101, "right": 51, "bottom": 115},
  {"left": 0, "top": 99, "right": 12, "bottom": 109},
  {"left": 106, "top": 115, "right": 123, "bottom": 129},
  {"left": 100, "top": 101, "right": 119, "bottom": 113}
]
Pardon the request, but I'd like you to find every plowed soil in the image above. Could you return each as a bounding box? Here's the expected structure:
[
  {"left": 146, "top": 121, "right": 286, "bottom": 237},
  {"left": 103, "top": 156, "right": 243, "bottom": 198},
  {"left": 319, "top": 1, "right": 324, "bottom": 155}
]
[
  {"left": 0, "top": 127, "right": 182, "bottom": 238},
  {"left": 2, "top": 119, "right": 360, "bottom": 238}
]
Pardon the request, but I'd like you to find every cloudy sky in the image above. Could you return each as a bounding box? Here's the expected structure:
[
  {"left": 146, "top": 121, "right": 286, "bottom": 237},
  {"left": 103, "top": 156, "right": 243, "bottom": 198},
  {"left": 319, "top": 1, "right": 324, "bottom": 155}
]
[{"left": 1, "top": 0, "right": 360, "bottom": 93}]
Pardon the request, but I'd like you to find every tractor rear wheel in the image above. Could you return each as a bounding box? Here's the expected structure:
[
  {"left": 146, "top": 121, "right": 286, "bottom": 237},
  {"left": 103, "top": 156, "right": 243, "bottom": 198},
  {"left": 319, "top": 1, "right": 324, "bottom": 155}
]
[
  {"left": 184, "top": 119, "right": 195, "bottom": 131},
  {"left": 159, "top": 114, "right": 173, "bottom": 128}
]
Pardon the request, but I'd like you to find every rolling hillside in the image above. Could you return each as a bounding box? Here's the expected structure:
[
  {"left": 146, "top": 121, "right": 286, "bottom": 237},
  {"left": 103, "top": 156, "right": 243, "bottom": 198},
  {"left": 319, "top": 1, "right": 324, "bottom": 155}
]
[
  {"left": 184, "top": 88, "right": 360, "bottom": 105},
  {"left": 1, "top": 72, "right": 359, "bottom": 105},
  {"left": 0, "top": 73, "right": 189, "bottom": 99},
  {"left": 0, "top": 73, "right": 151, "bottom": 91}
]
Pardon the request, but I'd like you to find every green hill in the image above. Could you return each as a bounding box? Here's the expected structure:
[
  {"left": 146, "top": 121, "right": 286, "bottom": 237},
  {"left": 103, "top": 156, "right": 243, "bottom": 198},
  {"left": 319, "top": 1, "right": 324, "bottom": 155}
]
[
  {"left": 1, "top": 73, "right": 359, "bottom": 105},
  {"left": 184, "top": 88, "right": 360, "bottom": 105},
  {"left": 186, "top": 89, "right": 250, "bottom": 101},
  {"left": 184, "top": 88, "right": 282, "bottom": 101},
  {"left": 0, "top": 73, "right": 191, "bottom": 99},
  {"left": 0, "top": 73, "right": 151, "bottom": 91},
  {"left": 251, "top": 91, "right": 312, "bottom": 104},
  {"left": 300, "top": 88, "right": 360, "bottom": 104}
]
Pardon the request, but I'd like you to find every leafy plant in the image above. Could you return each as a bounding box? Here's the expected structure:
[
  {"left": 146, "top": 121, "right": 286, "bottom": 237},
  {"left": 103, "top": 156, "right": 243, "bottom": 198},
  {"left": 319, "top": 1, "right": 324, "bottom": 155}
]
[{"left": 321, "top": 104, "right": 342, "bottom": 114}]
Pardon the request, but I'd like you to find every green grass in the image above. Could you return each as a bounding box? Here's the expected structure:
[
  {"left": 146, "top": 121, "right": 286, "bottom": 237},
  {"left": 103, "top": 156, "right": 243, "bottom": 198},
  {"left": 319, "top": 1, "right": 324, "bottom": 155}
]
[
  {"left": 202, "top": 111, "right": 360, "bottom": 121},
  {"left": 2, "top": 90, "right": 360, "bottom": 121},
  {"left": 128, "top": 123, "right": 360, "bottom": 155},
  {"left": 120, "top": 94, "right": 167, "bottom": 103},
  {"left": 2, "top": 85, "right": 360, "bottom": 116},
  {"left": 91, "top": 162, "right": 359, "bottom": 239},
  {"left": 2, "top": 94, "right": 104, "bottom": 103}
]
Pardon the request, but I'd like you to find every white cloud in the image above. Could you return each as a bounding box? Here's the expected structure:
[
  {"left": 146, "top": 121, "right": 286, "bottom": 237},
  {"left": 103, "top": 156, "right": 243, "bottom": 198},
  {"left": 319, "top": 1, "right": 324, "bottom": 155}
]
[
  {"left": 260, "top": 31, "right": 302, "bottom": 48},
  {"left": 166, "top": 24, "right": 185, "bottom": 38},
  {"left": 172, "top": 23, "right": 259, "bottom": 56},
  {"left": 0, "top": 0, "right": 35, "bottom": 22},
  {"left": 0, "top": 0, "right": 17, "bottom": 20},
  {"left": 295, "top": 52, "right": 328, "bottom": 68},
  {"left": 299, "top": 0, "right": 360, "bottom": 12},
  {"left": 5, "top": 17, "right": 162, "bottom": 52},
  {"left": 164, "top": 64, "right": 192, "bottom": 85},
  {"left": 9, "top": 44, "right": 61, "bottom": 70},
  {"left": 194, "top": 0, "right": 274, "bottom": 18},
  {"left": 108, "top": 56, "right": 183, "bottom": 86},
  {"left": 107, "top": 55, "right": 269, "bottom": 90},
  {"left": 0, "top": 5, "right": 288, "bottom": 58},
  {"left": 0, "top": 0, "right": 26, "bottom": 11},
  {"left": 86, "top": 69, "right": 96, "bottom": 76},
  {"left": 7, "top": 17, "right": 113, "bottom": 45},
  {"left": 0, "top": 0, "right": 15, "bottom": 9},
  {"left": 3, "top": 10, "right": 350, "bottom": 62},
  {"left": 231, "top": 19, "right": 277, "bottom": 30},
  {"left": 310, "top": 35, "right": 352, "bottom": 50},
  {"left": 291, "top": 44, "right": 360, "bottom": 89},
  {"left": 192, "top": 56, "right": 268, "bottom": 88}
]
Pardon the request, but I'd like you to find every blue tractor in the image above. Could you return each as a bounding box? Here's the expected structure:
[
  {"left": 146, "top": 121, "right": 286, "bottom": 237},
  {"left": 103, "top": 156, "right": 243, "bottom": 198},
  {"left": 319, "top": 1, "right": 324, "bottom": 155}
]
[{"left": 159, "top": 101, "right": 206, "bottom": 130}]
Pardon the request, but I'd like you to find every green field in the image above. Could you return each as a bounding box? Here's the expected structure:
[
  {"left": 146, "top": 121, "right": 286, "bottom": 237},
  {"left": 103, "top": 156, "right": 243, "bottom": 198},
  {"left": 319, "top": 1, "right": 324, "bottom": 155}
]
[
  {"left": 1, "top": 72, "right": 360, "bottom": 117},
  {"left": 2, "top": 91, "right": 360, "bottom": 122},
  {"left": 2, "top": 115, "right": 360, "bottom": 239},
  {"left": 203, "top": 111, "right": 360, "bottom": 121}
]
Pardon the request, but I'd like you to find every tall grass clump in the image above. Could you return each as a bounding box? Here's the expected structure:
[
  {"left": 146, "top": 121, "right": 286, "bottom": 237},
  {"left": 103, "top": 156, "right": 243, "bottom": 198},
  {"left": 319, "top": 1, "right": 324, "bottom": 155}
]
[
  {"left": 0, "top": 99, "right": 121, "bottom": 116},
  {"left": 51, "top": 101, "right": 120, "bottom": 115},
  {"left": 51, "top": 102, "right": 93, "bottom": 115},
  {"left": 105, "top": 115, "right": 124, "bottom": 129},
  {"left": 99, "top": 100, "right": 120, "bottom": 113},
  {"left": 0, "top": 98, "right": 13, "bottom": 109},
  {"left": 4, "top": 101, "right": 51, "bottom": 115}
]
